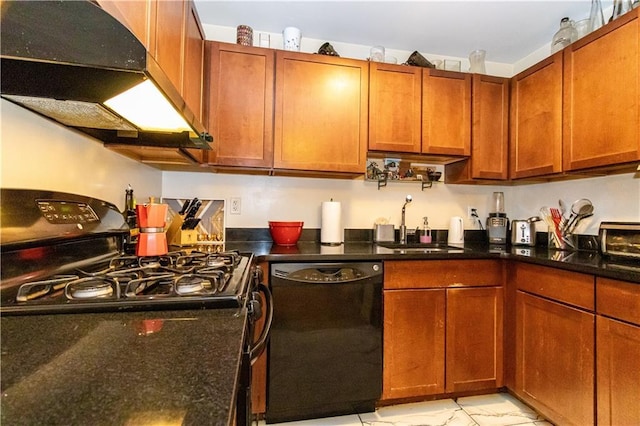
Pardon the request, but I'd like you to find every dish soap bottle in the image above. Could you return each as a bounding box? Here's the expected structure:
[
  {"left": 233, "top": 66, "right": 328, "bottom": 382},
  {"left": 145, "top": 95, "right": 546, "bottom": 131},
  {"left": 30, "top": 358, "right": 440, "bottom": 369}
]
[
  {"left": 551, "top": 17, "right": 578, "bottom": 54},
  {"left": 419, "top": 217, "right": 432, "bottom": 243}
]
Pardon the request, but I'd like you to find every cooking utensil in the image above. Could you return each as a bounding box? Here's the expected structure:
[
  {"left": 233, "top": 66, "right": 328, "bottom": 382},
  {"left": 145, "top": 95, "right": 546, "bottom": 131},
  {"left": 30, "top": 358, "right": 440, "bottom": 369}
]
[
  {"left": 563, "top": 198, "right": 594, "bottom": 233},
  {"left": 551, "top": 208, "right": 576, "bottom": 249},
  {"left": 541, "top": 207, "right": 563, "bottom": 247},
  {"left": 559, "top": 199, "right": 567, "bottom": 217}
]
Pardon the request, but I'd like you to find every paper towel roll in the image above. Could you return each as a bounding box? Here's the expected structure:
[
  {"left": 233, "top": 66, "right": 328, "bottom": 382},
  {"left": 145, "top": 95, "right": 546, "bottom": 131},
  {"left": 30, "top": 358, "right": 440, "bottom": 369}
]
[{"left": 321, "top": 201, "right": 342, "bottom": 245}]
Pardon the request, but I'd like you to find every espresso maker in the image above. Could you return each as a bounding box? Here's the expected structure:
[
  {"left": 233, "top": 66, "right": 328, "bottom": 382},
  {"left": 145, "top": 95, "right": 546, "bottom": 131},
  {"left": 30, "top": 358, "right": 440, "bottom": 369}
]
[{"left": 486, "top": 192, "right": 509, "bottom": 244}]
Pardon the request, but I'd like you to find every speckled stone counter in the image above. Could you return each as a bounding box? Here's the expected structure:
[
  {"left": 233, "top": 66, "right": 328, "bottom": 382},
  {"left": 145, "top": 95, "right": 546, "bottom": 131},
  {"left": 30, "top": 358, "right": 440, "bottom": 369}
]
[
  {"left": 1, "top": 308, "right": 247, "bottom": 425},
  {"left": 225, "top": 241, "right": 640, "bottom": 284}
]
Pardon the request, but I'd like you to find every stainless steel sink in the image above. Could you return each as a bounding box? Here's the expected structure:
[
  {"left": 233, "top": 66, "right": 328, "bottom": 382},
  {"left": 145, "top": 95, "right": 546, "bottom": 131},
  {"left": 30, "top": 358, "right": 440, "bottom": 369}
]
[{"left": 375, "top": 242, "right": 466, "bottom": 254}]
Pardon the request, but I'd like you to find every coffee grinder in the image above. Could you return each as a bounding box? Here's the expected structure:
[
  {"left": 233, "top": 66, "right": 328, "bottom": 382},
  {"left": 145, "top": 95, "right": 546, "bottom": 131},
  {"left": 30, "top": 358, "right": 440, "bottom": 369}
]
[{"left": 486, "top": 192, "right": 509, "bottom": 244}]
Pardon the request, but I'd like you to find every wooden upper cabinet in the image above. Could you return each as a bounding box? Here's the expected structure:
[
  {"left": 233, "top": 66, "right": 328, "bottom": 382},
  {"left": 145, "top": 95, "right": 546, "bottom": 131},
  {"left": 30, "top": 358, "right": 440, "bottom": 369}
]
[
  {"left": 274, "top": 51, "right": 368, "bottom": 173},
  {"left": 97, "top": 0, "right": 152, "bottom": 48},
  {"left": 422, "top": 69, "right": 471, "bottom": 156},
  {"left": 510, "top": 51, "right": 563, "bottom": 179},
  {"left": 470, "top": 74, "right": 509, "bottom": 179},
  {"left": 563, "top": 9, "right": 640, "bottom": 171},
  {"left": 368, "top": 62, "right": 422, "bottom": 153},
  {"left": 153, "top": 1, "right": 185, "bottom": 94},
  {"left": 182, "top": 0, "right": 204, "bottom": 122},
  {"left": 205, "top": 42, "right": 274, "bottom": 168}
]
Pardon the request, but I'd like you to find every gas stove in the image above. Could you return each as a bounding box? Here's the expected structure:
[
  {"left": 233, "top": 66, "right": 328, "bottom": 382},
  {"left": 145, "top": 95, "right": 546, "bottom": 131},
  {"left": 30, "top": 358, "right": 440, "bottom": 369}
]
[
  {"left": 0, "top": 189, "right": 254, "bottom": 315},
  {"left": 0, "top": 189, "right": 270, "bottom": 426}
]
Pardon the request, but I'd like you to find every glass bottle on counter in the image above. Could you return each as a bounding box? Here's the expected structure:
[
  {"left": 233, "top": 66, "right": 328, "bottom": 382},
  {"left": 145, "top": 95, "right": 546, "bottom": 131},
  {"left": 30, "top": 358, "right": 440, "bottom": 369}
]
[{"left": 551, "top": 17, "right": 578, "bottom": 54}]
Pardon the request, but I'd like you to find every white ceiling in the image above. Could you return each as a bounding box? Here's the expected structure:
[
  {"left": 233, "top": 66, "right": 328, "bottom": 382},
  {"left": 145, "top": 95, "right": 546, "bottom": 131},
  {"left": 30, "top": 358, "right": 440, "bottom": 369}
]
[{"left": 193, "top": 1, "right": 612, "bottom": 64}]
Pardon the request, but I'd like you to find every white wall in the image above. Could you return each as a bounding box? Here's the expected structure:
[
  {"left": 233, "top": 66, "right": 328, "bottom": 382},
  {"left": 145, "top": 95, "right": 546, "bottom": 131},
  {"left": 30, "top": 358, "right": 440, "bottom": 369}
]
[
  {"left": 1, "top": 99, "right": 162, "bottom": 210},
  {"left": 162, "top": 171, "right": 639, "bottom": 235},
  {"left": 202, "top": 24, "right": 515, "bottom": 78}
]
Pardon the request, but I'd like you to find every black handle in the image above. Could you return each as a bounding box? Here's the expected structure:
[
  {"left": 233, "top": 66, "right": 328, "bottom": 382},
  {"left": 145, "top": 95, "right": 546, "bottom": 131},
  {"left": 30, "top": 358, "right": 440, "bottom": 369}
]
[
  {"left": 178, "top": 199, "right": 191, "bottom": 215},
  {"left": 250, "top": 282, "right": 273, "bottom": 364}
]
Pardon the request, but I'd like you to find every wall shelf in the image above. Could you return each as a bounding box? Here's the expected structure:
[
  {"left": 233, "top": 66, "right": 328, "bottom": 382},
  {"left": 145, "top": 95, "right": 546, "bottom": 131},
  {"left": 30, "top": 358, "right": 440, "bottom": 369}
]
[{"left": 366, "top": 158, "right": 444, "bottom": 190}]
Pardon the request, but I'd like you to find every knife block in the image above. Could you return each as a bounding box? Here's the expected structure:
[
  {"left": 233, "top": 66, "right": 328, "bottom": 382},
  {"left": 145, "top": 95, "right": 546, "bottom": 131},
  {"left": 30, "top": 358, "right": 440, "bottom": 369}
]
[{"left": 166, "top": 216, "right": 199, "bottom": 247}]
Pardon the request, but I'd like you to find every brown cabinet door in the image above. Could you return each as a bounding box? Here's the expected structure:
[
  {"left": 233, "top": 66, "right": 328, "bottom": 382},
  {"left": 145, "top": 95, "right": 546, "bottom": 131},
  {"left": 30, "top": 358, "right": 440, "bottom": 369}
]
[
  {"left": 382, "top": 289, "right": 445, "bottom": 400},
  {"left": 97, "top": 0, "right": 152, "bottom": 48},
  {"left": 182, "top": 0, "right": 203, "bottom": 122},
  {"left": 471, "top": 74, "right": 509, "bottom": 179},
  {"left": 154, "top": 0, "right": 184, "bottom": 94},
  {"left": 274, "top": 51, "right": 368, "bottom": 173},
  {"left": 446, "top": 286, "right": 503, "bottom": 392},
  {"left": 422, "top": 69, "right": 471, "bottom": 156},
  {"left": 368, "top": 62, "right": 422, "bottom": 153},
  {"left": 510, "top": 52, "right": 563, "bottom": 179},
  {"left": 516, "top": 291, "right": 594, "bottom": 425},
  {"left": 206, "top": 42, "right": 274, "bottom": 168},
  {"left": 596, "top": 316, "right": 640, "bottom": 426},
  {"left": 563, "top": 10, "right": 640, "bottom": 171}
]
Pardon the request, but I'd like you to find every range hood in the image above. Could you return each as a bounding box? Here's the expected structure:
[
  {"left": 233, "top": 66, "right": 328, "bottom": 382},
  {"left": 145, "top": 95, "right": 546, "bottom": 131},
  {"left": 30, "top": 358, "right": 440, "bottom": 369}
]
[{"left": 1, "top": 1, "right": 212, "bottom": 150}]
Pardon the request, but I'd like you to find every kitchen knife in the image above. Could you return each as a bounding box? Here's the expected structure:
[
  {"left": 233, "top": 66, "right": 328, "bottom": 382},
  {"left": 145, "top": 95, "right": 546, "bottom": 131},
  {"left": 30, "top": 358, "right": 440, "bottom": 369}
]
[
  {"left": 185, "top": 199, "right": 201, "bottom": 219},
  {"left": 182, "top": 218, "right": 202, "bottom": 230},
  {"left": 178, "top": 199, "right": 192, "bottom": 215}
]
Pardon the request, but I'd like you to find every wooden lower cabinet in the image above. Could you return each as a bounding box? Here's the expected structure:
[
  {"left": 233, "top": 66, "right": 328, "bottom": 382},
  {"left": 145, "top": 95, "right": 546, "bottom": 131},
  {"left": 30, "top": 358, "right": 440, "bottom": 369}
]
[
  {"left": 446, "top": 286, "right": 503, "bottom": 392},
  {"left": 515, "top": 291, "right": 594, "bottom": 425},
  {"left": 596, "top": 316, "right": 640, "bottom": 426},
  {"left": 382, "top": 260, "right": 504, "bottom": 401},
  {"left": 596, "top": 277, "right": 640, "bottom": 426},
  {"left": 382, "top": 289, "right": 446, "bottom": 399}
]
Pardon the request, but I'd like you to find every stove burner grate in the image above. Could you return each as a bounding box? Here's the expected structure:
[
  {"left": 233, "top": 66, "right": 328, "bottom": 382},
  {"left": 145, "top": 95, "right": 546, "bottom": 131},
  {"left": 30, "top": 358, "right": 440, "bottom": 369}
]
[{"left": 11, "top": 250, "right": 247, "bottom": 305}]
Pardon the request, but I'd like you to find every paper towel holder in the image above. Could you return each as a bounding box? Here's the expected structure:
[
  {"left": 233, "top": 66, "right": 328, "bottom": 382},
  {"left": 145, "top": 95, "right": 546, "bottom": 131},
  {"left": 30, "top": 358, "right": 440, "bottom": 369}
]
[{"left": 321, "top": 199, "right": 343, "bottom": 246}]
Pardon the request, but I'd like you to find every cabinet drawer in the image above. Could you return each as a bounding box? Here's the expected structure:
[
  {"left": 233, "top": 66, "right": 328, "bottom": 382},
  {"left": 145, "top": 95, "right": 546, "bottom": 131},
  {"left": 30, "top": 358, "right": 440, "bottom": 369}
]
[
  {"left": 514, "top": 263, "right": 594, "bottom": 310},
  {"left": 596, "top": 277, "right": 640, "bottom": 326},
  {"left": 384, "top": 260, "right": 503, "bottom": 289}
]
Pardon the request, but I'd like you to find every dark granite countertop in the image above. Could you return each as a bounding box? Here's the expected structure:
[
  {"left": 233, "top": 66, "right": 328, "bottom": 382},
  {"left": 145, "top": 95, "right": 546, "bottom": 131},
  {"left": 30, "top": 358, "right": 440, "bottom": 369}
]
[
  {"left": 1, "top": 308, "right": 247, "bottom": 426},
  {"left": 226, "top": 240, "right": 640, "bottom": 284}
]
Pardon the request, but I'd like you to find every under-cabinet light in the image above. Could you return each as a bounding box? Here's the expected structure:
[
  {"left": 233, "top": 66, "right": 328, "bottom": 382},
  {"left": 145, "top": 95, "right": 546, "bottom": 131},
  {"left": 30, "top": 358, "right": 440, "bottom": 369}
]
[{"left": 104, "top": 80, "right": 192, "bottom": 133}]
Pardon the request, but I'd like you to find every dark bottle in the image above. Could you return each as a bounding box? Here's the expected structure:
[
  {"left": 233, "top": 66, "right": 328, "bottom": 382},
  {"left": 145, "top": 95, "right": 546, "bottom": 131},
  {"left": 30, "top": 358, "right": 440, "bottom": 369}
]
[{"left": 123, "top": 185, "right": 138, "bottom": 254}]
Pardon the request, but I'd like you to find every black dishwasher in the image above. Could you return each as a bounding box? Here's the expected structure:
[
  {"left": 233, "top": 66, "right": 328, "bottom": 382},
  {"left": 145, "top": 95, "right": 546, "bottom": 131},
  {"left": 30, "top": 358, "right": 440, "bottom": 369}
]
[{"left": 266, "top": 261, "right": 383, "bottom": 424}]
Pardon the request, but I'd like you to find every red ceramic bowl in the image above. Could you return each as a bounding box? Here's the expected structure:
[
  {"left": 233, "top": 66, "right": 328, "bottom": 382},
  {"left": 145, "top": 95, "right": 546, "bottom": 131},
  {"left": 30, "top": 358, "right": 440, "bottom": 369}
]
[{"left": 269, "top": 221, "right": 303, "bottom": 246}]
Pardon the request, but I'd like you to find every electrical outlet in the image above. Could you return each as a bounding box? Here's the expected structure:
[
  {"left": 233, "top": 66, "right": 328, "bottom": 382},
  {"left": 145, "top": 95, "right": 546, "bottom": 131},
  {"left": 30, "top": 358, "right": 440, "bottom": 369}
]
[
  {"left": 230, "top": 197, "right": 241, "bottom": 215},
  {"left": 467, "top": 206, "right": 478, "bottom": 220}
]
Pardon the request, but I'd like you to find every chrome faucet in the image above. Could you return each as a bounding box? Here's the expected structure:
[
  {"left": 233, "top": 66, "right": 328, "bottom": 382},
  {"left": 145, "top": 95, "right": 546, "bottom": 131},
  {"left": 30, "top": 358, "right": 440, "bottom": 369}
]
[{"left": 399, "top": 195, "right": 412, "bottom": 244}]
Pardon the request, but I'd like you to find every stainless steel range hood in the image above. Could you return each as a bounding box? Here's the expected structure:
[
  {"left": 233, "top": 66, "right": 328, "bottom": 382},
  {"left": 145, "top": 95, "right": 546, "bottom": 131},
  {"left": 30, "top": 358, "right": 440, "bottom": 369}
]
[{"left": 1, "top": 0, "right": 212, "bottom": 150}]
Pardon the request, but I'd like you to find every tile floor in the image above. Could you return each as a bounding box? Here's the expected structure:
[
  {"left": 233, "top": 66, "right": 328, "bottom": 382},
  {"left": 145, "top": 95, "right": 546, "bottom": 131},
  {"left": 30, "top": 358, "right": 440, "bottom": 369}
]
[{"left": 257, "top": 392, "right": 553, "bottom": 426}]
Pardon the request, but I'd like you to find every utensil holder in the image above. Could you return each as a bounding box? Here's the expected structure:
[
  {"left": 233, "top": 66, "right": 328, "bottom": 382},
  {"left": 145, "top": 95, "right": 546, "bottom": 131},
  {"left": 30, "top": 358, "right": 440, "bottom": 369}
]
[{"left": 548, "top": 231, "right": 577, "bottom": 250}]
